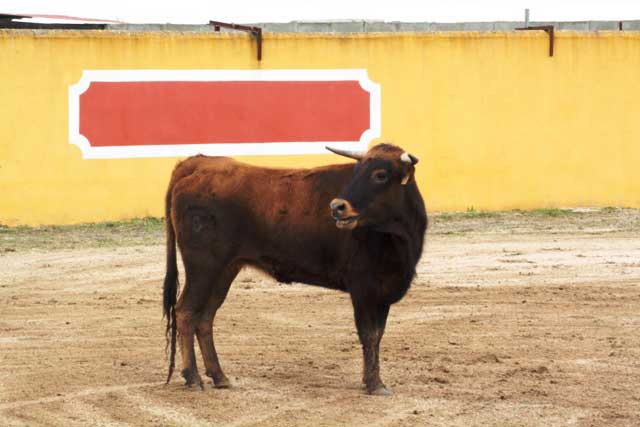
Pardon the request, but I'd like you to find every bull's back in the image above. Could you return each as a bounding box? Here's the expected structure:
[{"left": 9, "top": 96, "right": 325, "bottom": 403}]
[{"left": 170, "top": 155, "right": 351, "bottom": 223}]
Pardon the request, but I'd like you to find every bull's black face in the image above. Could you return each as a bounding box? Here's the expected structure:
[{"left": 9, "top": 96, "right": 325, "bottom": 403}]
[{"left": 328, "top": 144, "right": 418, "bottom": 230}]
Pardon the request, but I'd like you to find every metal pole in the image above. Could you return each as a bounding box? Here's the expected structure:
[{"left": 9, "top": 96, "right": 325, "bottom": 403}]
[{"left": 525, "top": 9, "right": 530, "bottom": 27}]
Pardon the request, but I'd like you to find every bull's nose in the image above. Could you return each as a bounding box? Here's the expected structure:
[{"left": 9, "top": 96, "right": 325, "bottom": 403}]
[{"left": 330, "top": 199, "right": 347, "bottom": 216}]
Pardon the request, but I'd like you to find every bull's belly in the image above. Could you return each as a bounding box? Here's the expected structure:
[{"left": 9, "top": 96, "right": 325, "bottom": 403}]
[{"left": 245, "top": 257, "right": 346, "bottom": 291}]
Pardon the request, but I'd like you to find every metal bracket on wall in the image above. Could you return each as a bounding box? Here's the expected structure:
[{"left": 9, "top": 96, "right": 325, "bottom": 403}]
[
  {"left": 209, "top": 21, "right": 263, "bottom": 61},
  {"left": 516, "top": 25, "right": 555, "bottom": 57}
]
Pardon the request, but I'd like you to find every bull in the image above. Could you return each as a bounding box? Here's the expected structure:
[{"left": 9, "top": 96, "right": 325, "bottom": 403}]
[{"left": 163, "top": 143, "right": 427, "bottom": 395}]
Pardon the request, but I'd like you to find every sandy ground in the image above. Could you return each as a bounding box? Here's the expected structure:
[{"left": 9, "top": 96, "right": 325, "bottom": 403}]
[{"left": 1, "top": 210, "right": 639, "bottom": 426}]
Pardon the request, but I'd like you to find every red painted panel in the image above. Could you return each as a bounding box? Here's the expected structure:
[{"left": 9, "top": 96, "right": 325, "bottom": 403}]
[{"left": 79, "top": 81, "right": 370, "bottom": 147}]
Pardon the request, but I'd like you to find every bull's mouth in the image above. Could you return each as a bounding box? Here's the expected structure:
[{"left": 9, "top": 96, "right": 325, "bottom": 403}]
[{"left": 335, "top": 216, "right": 359, "bottom": 230}]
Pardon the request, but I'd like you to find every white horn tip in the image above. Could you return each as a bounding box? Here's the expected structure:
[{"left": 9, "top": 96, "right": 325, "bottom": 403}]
[{"left": 401, "top": 152, "right": 419, "bottom": 165}]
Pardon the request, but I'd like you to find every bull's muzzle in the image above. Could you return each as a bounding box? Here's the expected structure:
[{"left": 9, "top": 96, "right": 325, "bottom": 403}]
[{"left": 330, "top": 198, "right": 359, "bottom": 230}]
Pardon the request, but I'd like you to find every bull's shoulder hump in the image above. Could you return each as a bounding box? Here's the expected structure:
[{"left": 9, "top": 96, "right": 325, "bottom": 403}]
[
  {"left": 175, "top": 155, "right": 236, "bottom": 171},
  {"left": 170, "top": 155, "right": 233, "bottom": 178}
]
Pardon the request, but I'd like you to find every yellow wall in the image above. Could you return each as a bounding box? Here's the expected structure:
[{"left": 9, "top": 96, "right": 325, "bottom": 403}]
[{"left": 1, "top": 30, "right": 639, "bottom": 225}]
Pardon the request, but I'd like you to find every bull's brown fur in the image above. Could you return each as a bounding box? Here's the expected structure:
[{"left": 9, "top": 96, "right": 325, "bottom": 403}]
[{"left": 163, "top": 143, "right": 427, "bottom": 395}]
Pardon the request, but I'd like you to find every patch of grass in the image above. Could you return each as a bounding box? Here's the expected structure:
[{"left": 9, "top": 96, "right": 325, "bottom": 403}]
[
  {"left": 530, "top": 208, "right": 573, "bottom": 217},
  {"left": 0, "top": 225, "right": 31, "bottom": 234},
  {"left": 0, "top": 217, "right": 165, "bottom": 251},
  {"left": 122, "top": 216, "right": 165, "bottom": 232},
  {"left": 91, "top": 217, "right": 164, "bottom": 231},
  {"left": 435, "top": 213, "right": 454, "bottom": 222},
  {"left": 462, "top": 207, "right": 499, "bottom": 219}
]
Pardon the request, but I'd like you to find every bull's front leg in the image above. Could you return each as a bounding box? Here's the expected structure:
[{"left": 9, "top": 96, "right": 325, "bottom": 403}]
[{"left": 351, "top": 298, "right": 391, "bottom": 396}]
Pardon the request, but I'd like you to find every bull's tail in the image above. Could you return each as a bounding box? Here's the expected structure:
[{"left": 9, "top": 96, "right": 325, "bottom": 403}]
[{"left": 163, "top": 187, "right": 179, "bottom": 385}]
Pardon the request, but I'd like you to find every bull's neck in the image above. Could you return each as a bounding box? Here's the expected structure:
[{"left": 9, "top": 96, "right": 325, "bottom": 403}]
[
  {"left": 377, "top": 183, "right": 426, "bottom": 259},
  {"left": 363, "top": 183, "right": 427, "bottom": 291}
]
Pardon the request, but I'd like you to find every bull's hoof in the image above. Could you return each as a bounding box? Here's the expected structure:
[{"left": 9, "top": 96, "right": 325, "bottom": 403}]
[
  {"left": 184, "top": 381, "right": 204, "bottom": 391},
  {"left": 213, "top": 376, "right": 232, "bottom": 389},
  {"left": 368, "top": 386, "right": 393, "bottom": 396},
  {"left": 182, "top": 369, "right": 204, "bottom": 390},
  {"left": 206, "top": 370, "right": 232, "bottom": 389}
]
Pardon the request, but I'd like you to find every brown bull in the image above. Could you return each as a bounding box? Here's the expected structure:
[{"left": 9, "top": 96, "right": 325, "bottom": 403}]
[{"left": 163, "top": 143, "right": 427, "bottom": 395}]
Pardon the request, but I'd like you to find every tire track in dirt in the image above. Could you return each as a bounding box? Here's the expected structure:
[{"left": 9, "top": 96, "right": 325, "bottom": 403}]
[
  {"left": 0, "top": 382, "right": 163, "bottom": 411},
  {"left": 61, "top": 399, "right": 132, "bottom": 427},
  {"left": 125, "top": 391, "right": 214, "bottom": 427}
]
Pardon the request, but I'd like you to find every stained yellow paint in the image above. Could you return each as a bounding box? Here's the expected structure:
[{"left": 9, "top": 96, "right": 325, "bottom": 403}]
[{"left": 1, "top": 30, "right": 639, "bottom": 225}]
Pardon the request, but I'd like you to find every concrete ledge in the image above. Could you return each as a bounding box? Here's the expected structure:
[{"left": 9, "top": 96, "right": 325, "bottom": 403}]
[{"left": 102, "top": 20, "right": 640, "bottom": 33}]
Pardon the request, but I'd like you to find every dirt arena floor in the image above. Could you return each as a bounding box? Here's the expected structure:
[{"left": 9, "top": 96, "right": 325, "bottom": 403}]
[{"left": 1, "top": 208, "right": 639, "bottom": 426}]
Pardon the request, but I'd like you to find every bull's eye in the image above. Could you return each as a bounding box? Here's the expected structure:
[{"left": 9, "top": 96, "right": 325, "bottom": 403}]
[{"left": 371, "top": 169, "right": 389, "bottom": 184}]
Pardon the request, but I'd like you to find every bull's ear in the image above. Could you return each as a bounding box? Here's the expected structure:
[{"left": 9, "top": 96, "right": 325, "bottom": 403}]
[{"left": 401, "top": 173, "right": 412, "bottom": 185}]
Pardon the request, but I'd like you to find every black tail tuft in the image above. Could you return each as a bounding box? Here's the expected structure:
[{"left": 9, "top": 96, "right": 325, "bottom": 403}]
[
  {"left": 163, "top": 268, "right": 178, "bottom": 384},
  {"left": 163, "top": 189, "right": 179, "bottom": 384}
]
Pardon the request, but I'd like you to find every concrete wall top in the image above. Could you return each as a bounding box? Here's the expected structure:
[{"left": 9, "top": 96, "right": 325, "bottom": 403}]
[{"left": 106, "top": 20, "right": 640, "bottom": 33}]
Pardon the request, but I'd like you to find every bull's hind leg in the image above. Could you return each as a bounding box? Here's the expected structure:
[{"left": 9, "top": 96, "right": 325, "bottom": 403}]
[
  {"left": 195, "top": 263, "right": 241, "bottom": 388},
  {"left": 175, "top": 300, "right": 203, "bottom": 388},
  {"left": 175, "top": 262, "right": 218, "bottom": 389}
]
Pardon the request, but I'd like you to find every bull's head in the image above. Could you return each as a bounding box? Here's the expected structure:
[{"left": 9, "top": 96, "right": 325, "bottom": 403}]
[{"left": 327, "top": 143, "right": 419, "bottom": 230}]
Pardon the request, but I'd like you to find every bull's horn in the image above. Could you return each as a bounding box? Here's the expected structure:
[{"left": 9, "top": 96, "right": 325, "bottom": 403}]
[
  {"left": 325, "top": 146, "right": 365, "bottom": 161},
  {"left": 401, "top": 152, "right": 419, "bottom": 165}
]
